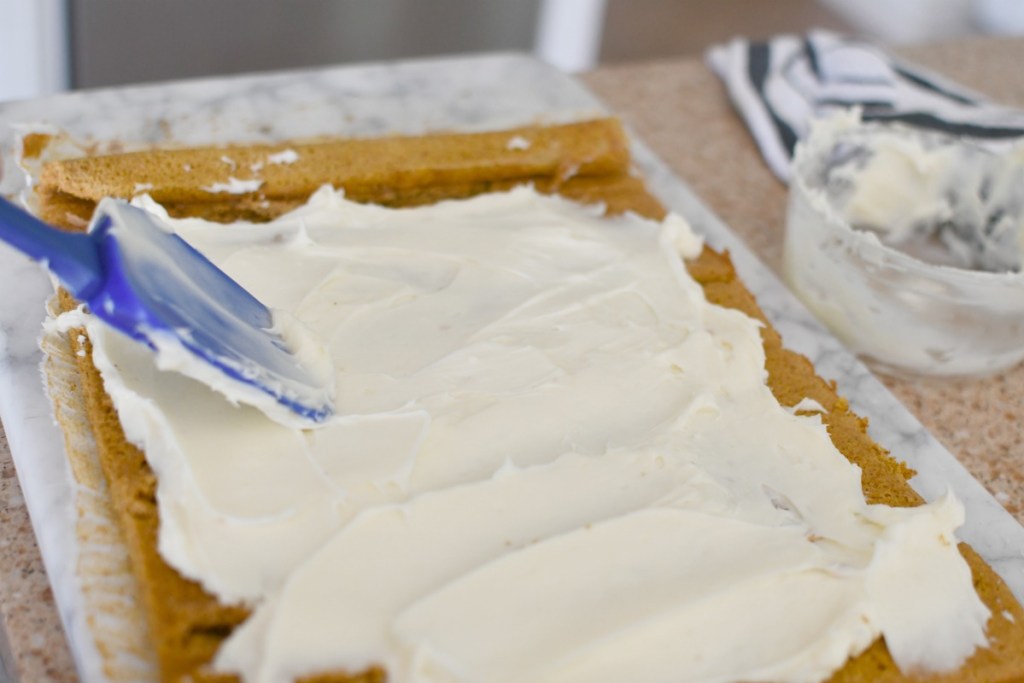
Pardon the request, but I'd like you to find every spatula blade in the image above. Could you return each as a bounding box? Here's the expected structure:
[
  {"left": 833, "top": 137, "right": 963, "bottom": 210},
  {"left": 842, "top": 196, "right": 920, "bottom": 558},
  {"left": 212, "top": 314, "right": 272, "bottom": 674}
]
[{"left": 87, "top": 200, "right": 334, "bottom": 424}]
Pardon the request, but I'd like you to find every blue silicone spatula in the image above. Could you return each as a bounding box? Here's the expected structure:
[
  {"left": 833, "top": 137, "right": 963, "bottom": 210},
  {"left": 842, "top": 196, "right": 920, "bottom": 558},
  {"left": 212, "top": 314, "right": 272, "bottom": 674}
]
[{"left": 0, "top": 195, "right": 333, "bottom": 424}]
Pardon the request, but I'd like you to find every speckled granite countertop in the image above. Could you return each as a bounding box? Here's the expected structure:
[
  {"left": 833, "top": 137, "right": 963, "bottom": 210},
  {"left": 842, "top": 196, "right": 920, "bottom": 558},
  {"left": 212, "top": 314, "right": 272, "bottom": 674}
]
[{"left": 0, "top": 36, "right": 1022, "bottom": 683}]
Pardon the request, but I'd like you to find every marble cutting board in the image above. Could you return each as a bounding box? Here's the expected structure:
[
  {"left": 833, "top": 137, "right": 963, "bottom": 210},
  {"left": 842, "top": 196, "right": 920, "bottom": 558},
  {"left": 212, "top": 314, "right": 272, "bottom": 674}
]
[{"left": 0, "top": 53, "right": 1022, "bottom": 682}]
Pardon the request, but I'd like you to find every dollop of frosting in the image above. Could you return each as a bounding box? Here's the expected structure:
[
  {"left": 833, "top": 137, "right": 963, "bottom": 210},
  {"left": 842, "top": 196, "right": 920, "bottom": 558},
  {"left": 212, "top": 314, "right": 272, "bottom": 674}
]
[{"left": 78, "top": 186, "right": 989, "bottom": 683}]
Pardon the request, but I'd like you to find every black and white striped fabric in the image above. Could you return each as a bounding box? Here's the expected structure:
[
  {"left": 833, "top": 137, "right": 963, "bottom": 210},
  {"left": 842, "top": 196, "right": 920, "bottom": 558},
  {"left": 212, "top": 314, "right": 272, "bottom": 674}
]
[{"left": 706, "top": 30, "right": 1024, "bottom": 181}]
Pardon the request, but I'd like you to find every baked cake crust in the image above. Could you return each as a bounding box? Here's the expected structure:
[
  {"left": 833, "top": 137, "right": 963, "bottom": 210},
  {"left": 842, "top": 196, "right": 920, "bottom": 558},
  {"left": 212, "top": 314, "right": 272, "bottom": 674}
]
[{"left": 36, "top": 118, "right": 1024, "bottom": 683}]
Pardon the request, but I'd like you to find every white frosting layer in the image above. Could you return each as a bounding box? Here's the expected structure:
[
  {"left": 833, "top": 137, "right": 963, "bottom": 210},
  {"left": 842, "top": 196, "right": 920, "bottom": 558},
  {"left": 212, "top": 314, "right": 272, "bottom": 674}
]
[{"left": 79, "top": 186, "right": 989, "bottom": 683}]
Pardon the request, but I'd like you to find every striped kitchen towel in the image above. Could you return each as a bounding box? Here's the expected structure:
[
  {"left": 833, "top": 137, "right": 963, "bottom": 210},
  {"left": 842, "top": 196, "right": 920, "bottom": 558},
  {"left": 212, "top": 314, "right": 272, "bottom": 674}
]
[{"left": 706, "top": 29, "right": 1024, "bottom": 181}]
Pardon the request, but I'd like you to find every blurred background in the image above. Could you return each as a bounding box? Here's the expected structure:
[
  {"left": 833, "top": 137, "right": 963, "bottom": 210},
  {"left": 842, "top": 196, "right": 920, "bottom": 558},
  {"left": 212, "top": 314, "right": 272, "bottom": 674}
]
[{"left": 2, "top": 0, "right": 1024, "bottom": 102}]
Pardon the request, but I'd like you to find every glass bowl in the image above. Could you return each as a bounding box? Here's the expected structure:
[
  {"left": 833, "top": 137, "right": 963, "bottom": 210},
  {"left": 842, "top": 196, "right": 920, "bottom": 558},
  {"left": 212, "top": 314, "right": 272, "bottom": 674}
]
[{"left": 784, "top": 113, "right": 1024, "bottom": 377}]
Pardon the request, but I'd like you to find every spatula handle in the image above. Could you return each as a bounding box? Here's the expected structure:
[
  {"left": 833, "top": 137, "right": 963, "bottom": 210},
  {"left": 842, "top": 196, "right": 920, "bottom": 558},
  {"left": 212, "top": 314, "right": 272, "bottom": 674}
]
[{"left": 0, "top": 196, "right": 102, "bottom": 299}]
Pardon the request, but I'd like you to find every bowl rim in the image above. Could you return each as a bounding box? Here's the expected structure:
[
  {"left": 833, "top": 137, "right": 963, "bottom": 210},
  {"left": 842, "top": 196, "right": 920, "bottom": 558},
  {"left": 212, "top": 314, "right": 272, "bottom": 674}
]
[{"left": 790, "top": 113, "right": 1024, "bottom": 290}]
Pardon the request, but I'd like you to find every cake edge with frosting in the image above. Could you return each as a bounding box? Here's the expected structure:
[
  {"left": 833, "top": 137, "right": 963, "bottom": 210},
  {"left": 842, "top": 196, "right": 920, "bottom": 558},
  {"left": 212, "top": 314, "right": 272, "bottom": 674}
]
[{"left": 33, "top": 117, "right": 1024, "bottom": 683}]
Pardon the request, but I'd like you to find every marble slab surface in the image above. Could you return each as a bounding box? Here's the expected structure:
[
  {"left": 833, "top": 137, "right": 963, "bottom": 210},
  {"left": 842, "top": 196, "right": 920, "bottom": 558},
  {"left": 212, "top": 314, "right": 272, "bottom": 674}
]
[{"left": 0, "top": 51, "right": 1022, "bottom": 682}]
